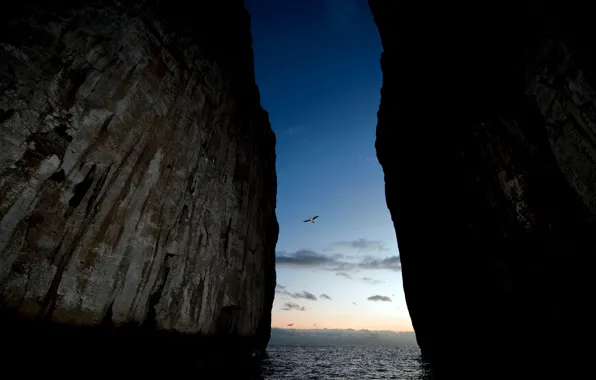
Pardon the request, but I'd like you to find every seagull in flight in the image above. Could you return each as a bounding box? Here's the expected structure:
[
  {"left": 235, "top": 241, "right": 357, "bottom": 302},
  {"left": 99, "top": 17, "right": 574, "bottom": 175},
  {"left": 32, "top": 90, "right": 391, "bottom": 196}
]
[
  {"left": 287, "top": 323, "right": 294, "bottom": 327},
  {"left": 303, "top": 215, "right": 319, "bottom": 223}
]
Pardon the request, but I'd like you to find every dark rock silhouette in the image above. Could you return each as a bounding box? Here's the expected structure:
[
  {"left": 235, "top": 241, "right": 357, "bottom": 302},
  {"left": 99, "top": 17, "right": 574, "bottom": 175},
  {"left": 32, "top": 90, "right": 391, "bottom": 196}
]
[
  {"left": 1, "top": 0, "right": 594, "bottom": 376},
  {"left": 0, "top": 0, "right": 277, "bottom": 365},
  {"left": 370, "top": 0, "right": 594, "bottom": 377}
]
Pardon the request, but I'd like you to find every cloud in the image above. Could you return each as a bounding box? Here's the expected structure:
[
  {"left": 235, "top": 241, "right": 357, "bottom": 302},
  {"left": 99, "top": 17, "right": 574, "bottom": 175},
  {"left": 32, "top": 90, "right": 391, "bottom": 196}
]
[
  {"left": 293, "top": 291, "right": 317, "bottom": 301},
  {"left": 367, "top": 295, "right": 392, "bottom": 302},
  {"left": 276, "top": 249, "right": 401, "bottom": 272},
  {"left": 276, "top": 288, "right": 318, "bottom": 301},
  {"left": 281, "top": 302, "right": 306, "bottom": 311},
  {"left": 361, "top": 277, "right": 384, "bottom": 285},
  {"left": 275, "top": 284, "right": 288, "bottom": 295},
  {"left": 327, "top": 239, "right": 388, "bottom": 252},
  {"left": 359, "top": 256, "right": 401, "bottom": 271},
  {"left": 320, "top": 294, "right": 332, "bottom": 300},
  {"left": 335, "top": 272, "right": 385, "bottom": 285},
  {"left": 276, "top": 249, "right": 335, "bottom": 267}
]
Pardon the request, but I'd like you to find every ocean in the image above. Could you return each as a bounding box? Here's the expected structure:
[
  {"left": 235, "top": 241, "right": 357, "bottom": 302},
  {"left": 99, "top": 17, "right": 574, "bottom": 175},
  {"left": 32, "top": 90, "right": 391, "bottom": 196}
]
[{"left": 256, "top": 345, "right": 434, "bottom": 379}]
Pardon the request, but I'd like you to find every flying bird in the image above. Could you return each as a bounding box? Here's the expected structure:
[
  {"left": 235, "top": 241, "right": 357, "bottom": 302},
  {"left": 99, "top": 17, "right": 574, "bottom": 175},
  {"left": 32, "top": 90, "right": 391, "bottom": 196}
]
[
  {"left": 287, "top": 323, "right": 294, "bottom": 327},
  {"left": 303, "top": 215, "right": 319, "bottom": 223}
]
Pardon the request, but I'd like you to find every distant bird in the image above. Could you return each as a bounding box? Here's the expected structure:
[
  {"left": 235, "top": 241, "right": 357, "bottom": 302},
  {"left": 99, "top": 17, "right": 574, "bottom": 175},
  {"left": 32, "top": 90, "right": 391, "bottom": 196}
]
[
  {"left": 287, "top": 323, "right": 294, "bottom": 327},
  {"left": 303, "top": 215, "right": 319, "bottom": 223}
]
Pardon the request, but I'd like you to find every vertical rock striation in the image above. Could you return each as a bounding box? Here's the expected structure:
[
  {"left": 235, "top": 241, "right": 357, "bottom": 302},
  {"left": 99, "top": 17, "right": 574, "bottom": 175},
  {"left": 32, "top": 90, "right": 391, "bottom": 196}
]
[
  {"left": 0, "top": 0, "right": 278, "bottom": 360},
  {"left": 370, "top": 0, "right": 595, "bottom": 377}
]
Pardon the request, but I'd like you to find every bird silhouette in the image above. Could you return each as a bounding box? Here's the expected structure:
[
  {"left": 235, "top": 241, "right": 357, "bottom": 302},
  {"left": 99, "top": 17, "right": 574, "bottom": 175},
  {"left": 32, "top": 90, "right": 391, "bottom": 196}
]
[{"left": 303, "top": 215, "right": 319, "bottom": 223}]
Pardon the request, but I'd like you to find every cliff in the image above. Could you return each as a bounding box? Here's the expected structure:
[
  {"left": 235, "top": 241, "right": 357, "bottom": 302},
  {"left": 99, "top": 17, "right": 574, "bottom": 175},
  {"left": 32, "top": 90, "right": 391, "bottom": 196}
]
[
  {"left": 0, "top": 0, "right": 278, "bottom": 362},
  {"left": 369, "top": 0, "right": 595, "bottom": 377}
]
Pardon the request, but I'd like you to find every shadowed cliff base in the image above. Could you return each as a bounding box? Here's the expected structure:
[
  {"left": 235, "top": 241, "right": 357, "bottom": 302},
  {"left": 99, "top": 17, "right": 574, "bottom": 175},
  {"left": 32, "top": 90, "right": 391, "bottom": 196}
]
[{"left": 0, "top": 312, "right": 267, "bottom": 374}]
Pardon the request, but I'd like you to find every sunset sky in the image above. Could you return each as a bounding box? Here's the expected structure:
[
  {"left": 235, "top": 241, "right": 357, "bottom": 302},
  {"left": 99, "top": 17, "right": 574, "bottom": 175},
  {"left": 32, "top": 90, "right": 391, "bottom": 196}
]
[{"left": 245, "top": 0, "right": 413, "bottom": 332}]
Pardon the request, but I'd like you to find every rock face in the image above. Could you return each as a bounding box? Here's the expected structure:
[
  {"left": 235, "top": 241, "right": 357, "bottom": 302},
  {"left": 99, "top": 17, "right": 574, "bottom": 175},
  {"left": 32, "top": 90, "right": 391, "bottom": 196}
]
[
  {"left": 370, "top": 0, "right": 595, "bottom": 377},
  {"left": 0, "top": 0, "right": 278, "bottom": 358}
]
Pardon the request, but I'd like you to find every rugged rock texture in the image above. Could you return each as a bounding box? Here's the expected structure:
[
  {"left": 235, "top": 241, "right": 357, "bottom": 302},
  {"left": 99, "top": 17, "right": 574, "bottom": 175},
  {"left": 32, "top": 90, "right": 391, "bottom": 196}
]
[
  {"left": 0, "top": 0, "right": 278, "bottom": 360},
  {"left": 370, "top": 0, "right": 595, "bottom": 377}
]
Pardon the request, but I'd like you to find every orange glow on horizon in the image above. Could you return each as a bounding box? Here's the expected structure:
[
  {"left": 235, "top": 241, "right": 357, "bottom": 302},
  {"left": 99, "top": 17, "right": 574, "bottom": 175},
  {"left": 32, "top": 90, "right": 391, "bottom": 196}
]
[
  {"left": 271, "top": 323, "right": 413, "bottom": 333},
  {"left": 271, "top": 312, "right": 414, "bottom": 332}
]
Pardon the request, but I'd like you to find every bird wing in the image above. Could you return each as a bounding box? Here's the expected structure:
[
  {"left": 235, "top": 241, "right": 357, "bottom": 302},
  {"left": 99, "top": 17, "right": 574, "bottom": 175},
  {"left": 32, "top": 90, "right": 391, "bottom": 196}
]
[
  {"left": 303, "top": 219, "right": 310, "bottom": 222},
  {"left": 313, "top": 215, "right": 319, "bottom": 219}
]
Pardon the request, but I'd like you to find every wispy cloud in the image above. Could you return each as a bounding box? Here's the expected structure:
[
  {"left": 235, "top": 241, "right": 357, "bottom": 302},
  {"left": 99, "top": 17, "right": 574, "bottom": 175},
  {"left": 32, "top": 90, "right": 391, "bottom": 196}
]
[
  {"left": 361, "top": 277, "right": 384, "bottom": 285},
  {"left": 367, "top": 295, "right": 392, "bottom": 302},
  {"left": 320, "top": 294, "right": 332, "bottom": 300},
  {"left": 335, "top": 273, "right": 384, "bottom": 285},
  {"left": 276, "top": 249, "right": 401, "bottom": 272},
  {"left": 281, "top": 302, "right": 306, "bottom": 311},
  {"left": 326, "top": 238, "right": 388, "bottom": 252},
  {"left": 293, "top": 291, "right": 317, "bottom": 301},
  {"left": 276, "top": 288, "right": 318, "bottom": 301},
  {"left": 359, "top": 256, "right": 401, "bottom": 271},
  {"left": 276, "top": 250, "right": 335, "bottom": 267}
]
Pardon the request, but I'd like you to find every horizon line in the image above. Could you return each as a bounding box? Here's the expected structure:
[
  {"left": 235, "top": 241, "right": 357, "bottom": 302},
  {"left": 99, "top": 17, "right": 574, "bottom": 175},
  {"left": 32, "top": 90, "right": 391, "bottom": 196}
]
[{"left": 271, "top": 327, "right": 415, "bottom": 333}]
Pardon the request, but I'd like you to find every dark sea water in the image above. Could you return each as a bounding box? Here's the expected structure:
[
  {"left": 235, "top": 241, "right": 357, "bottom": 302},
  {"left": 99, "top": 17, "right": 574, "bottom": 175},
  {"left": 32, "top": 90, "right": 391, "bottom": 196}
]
[{"left": 256, "top": 345, "right": 434, "bottom": 379}]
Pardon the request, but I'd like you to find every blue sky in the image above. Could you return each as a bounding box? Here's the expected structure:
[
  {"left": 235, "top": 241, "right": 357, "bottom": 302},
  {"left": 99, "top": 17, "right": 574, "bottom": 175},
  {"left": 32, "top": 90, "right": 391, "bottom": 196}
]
[{"left": 245, "top": 0, "right": 412, "bottom": 331}]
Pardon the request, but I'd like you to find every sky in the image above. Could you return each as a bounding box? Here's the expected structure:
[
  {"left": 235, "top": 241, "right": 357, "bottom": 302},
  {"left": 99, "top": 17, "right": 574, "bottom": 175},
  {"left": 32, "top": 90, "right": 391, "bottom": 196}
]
[{"left": 245, "top": 0, "right": 413, "bottom": 332}]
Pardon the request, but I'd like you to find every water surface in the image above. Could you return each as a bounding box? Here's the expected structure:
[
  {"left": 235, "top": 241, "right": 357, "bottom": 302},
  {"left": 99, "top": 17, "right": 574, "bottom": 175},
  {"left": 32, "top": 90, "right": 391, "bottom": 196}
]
[{"left": 257, "top": 345, "right": 433, "bottom": 379}]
